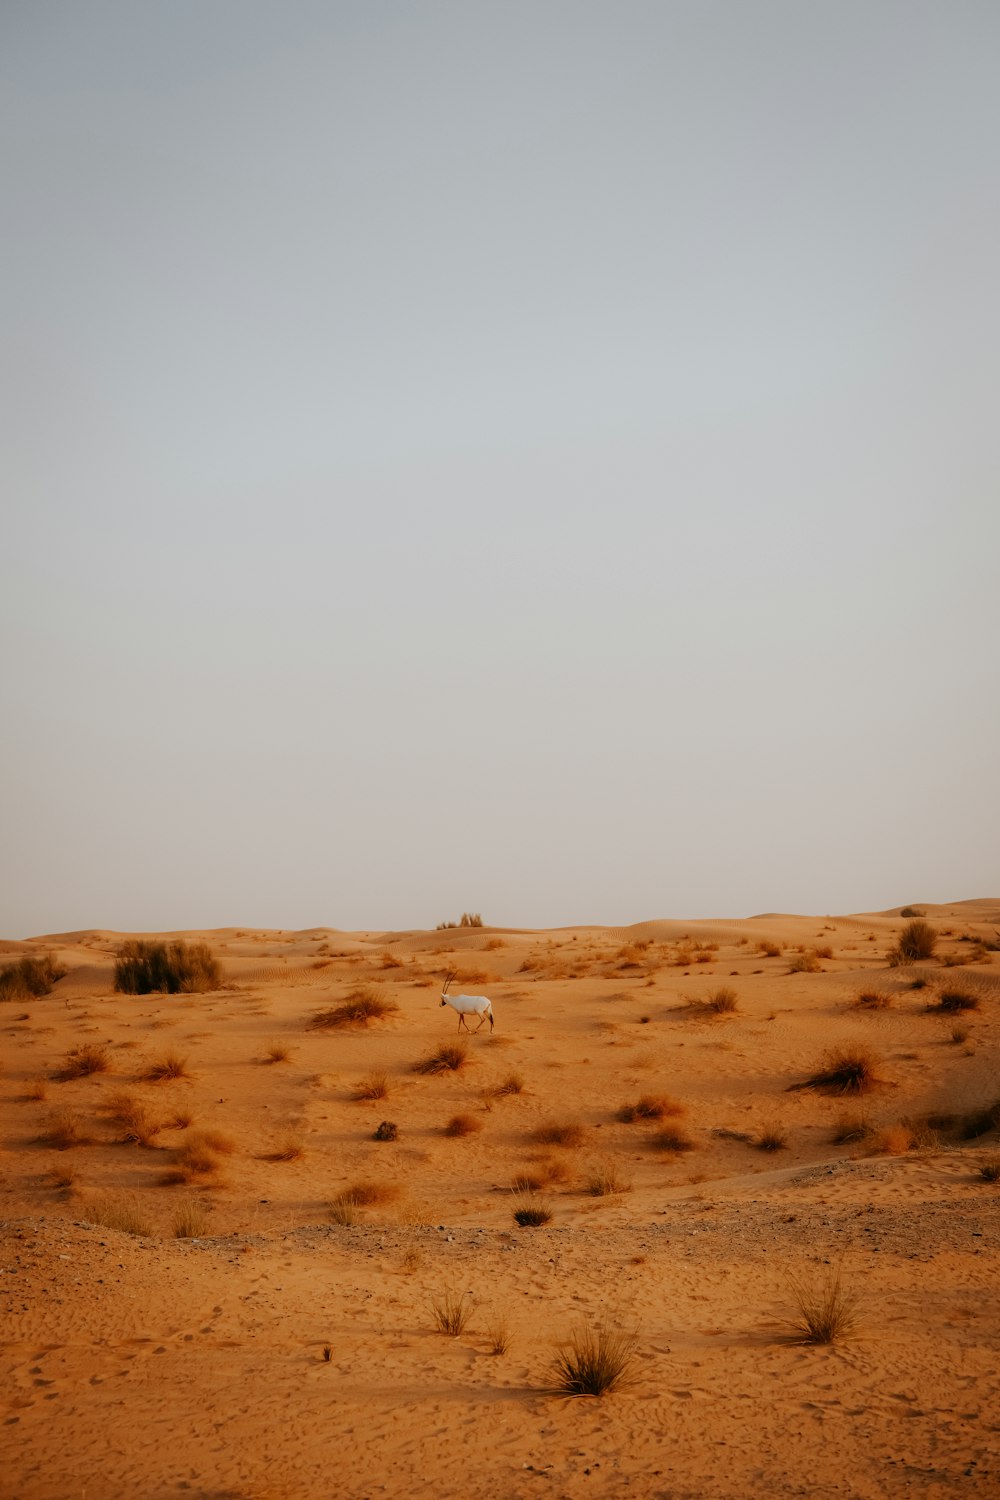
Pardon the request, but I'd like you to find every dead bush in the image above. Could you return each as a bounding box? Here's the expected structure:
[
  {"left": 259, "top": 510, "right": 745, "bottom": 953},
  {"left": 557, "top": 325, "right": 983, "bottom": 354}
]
[
  {"left": 59, "top": 1043, "right": 111, "bottom": 1080},
  {"left": 310, "top": 988, "right": 398, "bottom": 1029},
  {"left": 791, "top": 1044, "right": 884, "bottom": 1095},
  {"left": 617, "top": 1094, "right": 685, "bottom": 1123},
  {"left": 444, "top": 1113, "right": 483, "bottom": 1137},
  {"left": 534, "top": 1120, "right": 586, "bottom": 1148}
]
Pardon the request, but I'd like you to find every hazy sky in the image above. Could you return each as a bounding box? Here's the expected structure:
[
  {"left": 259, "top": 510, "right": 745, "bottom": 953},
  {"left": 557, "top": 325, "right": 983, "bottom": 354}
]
[{"left": 2, "top": 1, "right": 998, "bottom": 936}]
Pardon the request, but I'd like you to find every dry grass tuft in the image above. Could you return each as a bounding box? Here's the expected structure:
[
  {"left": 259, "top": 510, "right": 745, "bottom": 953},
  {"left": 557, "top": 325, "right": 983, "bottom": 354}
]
[
  {"left": 585, "top": 1160, "right": 632, "bottom": 1196},
  {"left": 485, "top": 1310, "right": 512, "bottom": 1354},
  {"left": 330, "top": 1179, "right": 400, "bottom": 1222},
  {"left": 534, "top": 1120, "right": 586, "bottom": 1148},
  {"left": 651, "top": 1123, "right": 696, "bottom": 1153},
  {"left": 830, "top": 1112, "right": 872, "bottom": 1145},
  {"left": 788, "top": 950, "right": 823, "bottom": 974},
  {"left": 105, "top": 1089, "right": 162, "bottom": 1146},
  {"left": 354, "top": 1070, "right": 390, "bottom": 1101},
  {"left": 263, "top": 1039, "right": 292, "bottom": 1064},
  {"left": 443, "top": 1113, "right": 483, "bottom": 1137},
  {"left": 0, "top": 953, "right": 67, "bottom": 1001},
  {"left": 114, "top": 939, "right": 220, "bottom": 995},
  {"left": 59, "top": 1043, "right": 111, "bottom": 1080},
  {"left": 310, "top": 988, "right": 398, "bottom": 1029},
  {"left": 87, "top": 1191, "right": 153, "bottom": 1238},
  {"left": 25, "top": 1078, "right": 48, "bottom": 1101},
  {"left": 430, "top": 1290, "right": 474, "bottom": 1335},
  {"left": 40, "top": 1109, "right": 93, "bottom": 1149},
  {"left": 792, "top": 1044, "right": 884, "bottom": 1095},
  {"left": 895, "top": 919, "right": 937, "bottom": 963},
  {"left": 618, "top": 1093, "right": 685, "bottom": 1123},
  {"left": 494, "top": 1071, "right": 525, "bottom": 1096},
  {"left": 853, "top": 990, "right": 894, "bottom": 1010},
  {"left": 413, "top": 1042, "right": 469, "bottom": 1075},
  {"left": 172, "top": 1199, "right": 210, "bottom": 1237},
  {"left": 958, "top": 1098, "right": 1000, "bottom": 1139},
  {"left": 868, "top": 1124, "right": 915, "bottom": 1155},
  {"left": 786, "top": 1263, "right": 860, "bottom": 1344},
  {"left": 142, "top": 1050, "right": 190, "bottom": 1082},
  {"left": 756, "top": 1122, "right": 789, "bottom": 1151},
  {"left": 979, "top": 1157, "right": 1000, "bottom": 1184},
  {"left": 168, "top": 1128, "right": 236, "bottom": 1181},
  {"left": 513, "top": 1194, "right": 553, "bottom": 1227},
  {"left": 703, "top": 986, "right": 739, "bottom": 1014},
  {"left": 550, "top": 1324, "right": 638, "bottom": 1396},
  {"left": 929, "top": 990, "right": 979, "bottom": 1014},
  {"left": 265, "top": 1133, "right": 305, "bottom": 1162},
  {"left": 758, "top": 940, "right": 782, "bottom": 958}
]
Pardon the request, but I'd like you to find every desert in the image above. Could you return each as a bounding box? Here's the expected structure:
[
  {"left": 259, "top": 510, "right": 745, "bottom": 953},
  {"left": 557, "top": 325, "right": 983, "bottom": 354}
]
[{"left": 1, "top": 901, "right": 998, "bottom": 1499}]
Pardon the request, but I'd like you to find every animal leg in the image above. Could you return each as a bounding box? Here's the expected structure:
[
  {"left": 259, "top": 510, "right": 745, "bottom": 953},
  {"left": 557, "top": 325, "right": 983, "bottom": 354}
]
[{"left": 458, "top": 1014, "right": 469, "bottom": 1032}]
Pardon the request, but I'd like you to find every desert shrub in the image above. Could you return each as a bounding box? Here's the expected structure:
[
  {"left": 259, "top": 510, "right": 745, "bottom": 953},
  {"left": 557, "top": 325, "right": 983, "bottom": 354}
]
[
  {"left": 788, "top": 951, "right": 823, "bottom": 974},
  {"left": 758, "top": 940, "right": 782, "bottom": 958},
  {"left": 704, "top": 986, "right": 738, "bottom": 1014},
  {"left": 142, "top": 1050, "right": 190, "bottom": 1081},
  {"left": 373, "top": 1119, "right": 398, "bottom": 1141},
  {"left": 786, "top": 1263, "right": 860, "bottom": 1344},
  {"left": 310, "top": 988, "right": 398, "bottom": 1029},
  {"left": 534, "top": 1120, "right": 585, "bottom": 1148},
  {"left": 494, "top": 1072, "right": 524, "bottom": 1097},
  {"left": 930, "top": 990, "right": 979, "bottom": 1014},
  {"left": 105, "top": 1089, "right": 162, "bottom": 1146},
  {"left": 896, "top": 919, "right": 937, "bottom": 962},
  {"left": 460, "top": 912, "right": 484, "bottom": 927},
  {"left": 354, "top": 1070, "right": 390, "bottom": 1101},
  {"left": 550, "top": 1324, "right": 638, "bottom": 1396},
  {"left": 652, "top": 1123, "right": 696, "bottom": 1153},
  {"left": 830, "top": 1112, "right": 872, "bottom": 1145},
  {"left": 436, "top": 919, "right": 458, "bottom": 930},
  {"left": 379, "top": 949, "right": 404, "bottom": 968},
  {"left": 791, "top": 1044, "right": 883, "bottom": 1095},
  {"left": 853, "top": 990, "right": 893, "bottom": 1010},
  {"left": 585, "top": 1161, "right": 631, "bottom": 1196},
  {"left": 513, "top": 1195, "right": 553, "bottom": 1227},
  {"left": 444, "top": 1113, "right": 483, "bottom": 1137},
  {"left": 617, "top": 1094, "right": 685, "bottom": 1123},
  {"left": 756, "top": 1123, "right": 789, "bottom": 1151},
  {"left": 413, "top": 1042, "right": 468, "bottom": 1075},
  {"left": 173, "top": 1199, "right": 210, "bottom": 1238},
  {"left": 114, "top": 939, "right": 220, "bottom": 995},
  {"left": 814, "top": 945, "right": 834, "bottom": 960},
  {"left": 40, "top": 1108, "right": 92, "bottom": 1149},
  {"left": 430, "top": 1290, "right": 474, "bottom": 1334},
  {"left": 979, "top": 1157, "right": 1000, "bottom": 1184},
  {"left": 87, "top": 1191, "right": 153, "bottom": 1238},
  {"left": 900, "top": 906, "right": 924, "bottom": 919},
  {"left": 0, "top": 953, "right": 67, "bottom": 1002},
  {"left": 869, "top": 1124, "right": 915, "bottom": 1156},
  {"left": 60, "top": 1043, "right": 111, "bottom": 1079}
]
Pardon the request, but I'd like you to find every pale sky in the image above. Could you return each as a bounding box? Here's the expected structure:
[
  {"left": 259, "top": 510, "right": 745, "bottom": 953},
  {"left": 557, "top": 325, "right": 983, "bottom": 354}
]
[{"left": 2, "top": 1, "right": 998, "bottom": 937}]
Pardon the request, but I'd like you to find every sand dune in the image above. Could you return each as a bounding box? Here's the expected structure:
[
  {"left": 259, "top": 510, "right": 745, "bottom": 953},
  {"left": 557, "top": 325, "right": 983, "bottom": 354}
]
[{"left": 2, "top": 901, "right": 998, "bottom": 1498}]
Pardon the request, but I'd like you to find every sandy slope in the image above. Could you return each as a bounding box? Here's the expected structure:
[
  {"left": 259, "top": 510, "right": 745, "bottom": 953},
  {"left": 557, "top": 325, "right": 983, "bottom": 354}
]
[{"left": 1, "top": 901, "right": 998, "bottom": 1499}]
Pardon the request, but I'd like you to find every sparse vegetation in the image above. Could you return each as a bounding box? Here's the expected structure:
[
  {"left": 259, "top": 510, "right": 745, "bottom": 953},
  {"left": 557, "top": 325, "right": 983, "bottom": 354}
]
[
  {"left": 105, "top": 1089, "right": 162, "bottom": 1146},
  {"left": 930, "top": 990, "right": 979, "bottom": 1014},
  {"left": 758, "top": 940, "right": 782, "bottom": 958},
  {"left": 786, "top": 1263, "right": 860, "bottom": 1344},
  {"left": 894, "top": 919, "right": 937, "bottom": 963},
  {"left": 114, "top": 939, "right": 221, "bottom": 995},
  {"left": 59, "top": 1042, "right": 111, "bottom": 1079},
  {"left": 791, "top": 1044, "right": 884, "bottom": 1095},
  {"left": 330, "top": 1179, "right": 399, "bottom": 1223},
  {"left": 550, "top": 1324, "right": 638, "bottom": 1396},
  {"left": 87, "top": 1191, "right": 153, "bottom": 1238},
  {"left": 263, "top": 1039, "right": 292, "bottom": 1064},
  {"left": 266, "top": 1133, "right": 305, "bottom": 1161},
  {"left": 704, "top": 986, "right": 738, "bottom": 1014},
  {"left": 651, "top": 1123, "right": 696, "bottom": 1153},
  {"left": 460, "top": 912, "right": 484, "bottom": 927},
  {"left": 853, "top": 989, "right": 893, "bottom": 1010},
  {"left": 310, "top": 988, "right": 398, "bottom": 1029},
  {"left": 430, "top": 1290, "right": 474, "bottom": 1335},
  {"left": 788, "top": 950, "right": 823, "bottom": 974},
  {"left": 830, "top": 1112, "right": 872, "bottom": 1144},
  {"left": 168, "top": 1128, "right": 236, "bottom": 1181},
  {"left": 173, "top": 1199, "right": 210, "bottom": 1238},
  {"left": 494, "top": 1071, "right": 525, "bottom": 1096},
  {"left": 485, "top": 1310, "right": 512, "bottom": 1354},
  {"left": 413, "top": 1042, "right": 468, "bottom": 1074},
  {"left": 142, "top": 1050, "right": 190, "bottom": 1081},
  {"left": 585, "top": 1160, "right": 632, "bottom": 1195},
  {"left": 979, "top": 1157, "right": 1000, "bottom": 1184},
  {"left": 534, "top": 1120, "right": 586, "bottom": 1148},
  {"left": 900, "top": 906, "right": 924, "bottom": 919},
  {"left": 0, "top": 953, "right": 67, "bottom": 1002},
  {"left": 373, "top": 1120, "right": 398, "bottom": 1141},
  {"left": 513, "top": 1195, "right": 553, "bottom": 1227},
  {"left": 354, "top": 1070, "right": 390, "bottom": 1101},
  {"left": 958, "top": 1098, "right": 1000, "bottom": 1139},
  {"left": 40, "top": 1108, "right": 92, "bottom": 1149},
  {"left": 617, "top": 1094, "right": 685, "bottom": 1123},
  {"left": 443, "top": 1113, "right": 483, "bottom": 1137},
  {"left": 756, "top": 1122, "right": 789, "bottom": 1151}
]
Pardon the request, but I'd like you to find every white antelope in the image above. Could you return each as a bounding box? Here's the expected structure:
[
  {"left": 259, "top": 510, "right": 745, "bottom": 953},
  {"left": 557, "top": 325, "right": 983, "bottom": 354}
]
[{"left": 440, "top": 969, "right": 494, "bottom": 1033}]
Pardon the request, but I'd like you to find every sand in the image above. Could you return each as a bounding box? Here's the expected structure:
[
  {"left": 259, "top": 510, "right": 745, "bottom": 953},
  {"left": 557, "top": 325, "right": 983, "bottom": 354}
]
[{"left": 2, "top": 900, "right": 998, "bottom": 1499}]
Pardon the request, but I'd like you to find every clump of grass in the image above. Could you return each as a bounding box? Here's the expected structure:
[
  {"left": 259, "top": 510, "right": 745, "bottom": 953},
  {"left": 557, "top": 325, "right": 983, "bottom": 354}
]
[
  {"left": 791, "top": 1044, "right": 884, "bottom": 1095},
  {"left": 900, "top": 906, "right": 924, "bottom": 919},
  {"left": 550, "top": 1324, "right": 638, "bottom": 1396},
  {"left": 513, "top": 1195, "right": 553, "bottom": 1227},
  {"left": 0, "top": 953, "right": 67, "bottom": 1002},
  {"left": 788, "top": 950, "right": 823, "bottom": 974},
  {"left": 909, "top": 976, "right": 930, "bottom": 990},
  {"left": 652, "top": 1123, "right": 696, "bottom": 1153},
  {"left": 430, "top": 1290, "right": 474, "bottom": 1334},
  {"left": 172, "top": 1199, "right": 210, "bottom": 1238},
  {"left": 373, "top": 1120, "right": 398, "bottom": 1141},
  {"left": 265, "top": 1133, "right": 305, "bottom": 1162},
  {"left": 494, "top": 1072, "right": 525, "bottom": 1096},
  {"left": 585, "top": 1160, "right": 632, "bottom": 1196},
  {"left": 958, "top": 1098, "right": 1000, "bottom": 1139},
  {"left": 25, "top": 1078, "right": 48, "bottom": 1101},
  {"left": 786, "top": 1263, "right": 860, "bottom": 1344},
  {"left": 868, "top": 1124, "right": 915, "bottom": 1155},
  {"left": 87, "top": 1191, "right": 153, "bottom": 1238},
  {"left": 830, "top": 1112, "right": 872, "bottom": 1144},
  {"left": 443, "top": 1113, "right": 483, "bottom": 1137},
  {"left": 400, "top": 1246, "right": 423, "bottom": 1273},
  {"left": 413, "top": 1042, "right": 468, "bottom": 1075},
  {"left": 511, "top": 1170, "right": 544, "bottom": 1192},
  {"left": 170, "top": 1128, "right": 236, "bottom": 1180},
  {"left": 756, "top": 1122, "right": 789, "bottom": 1151},
  {"left": 105, "top": 1089, "right": 162, "bottom": 1146},
  {"left": 758, "top": 940, "right": 782, "bottom": 958},
  {"left": 40, "top": 1108, "right": 92, "bottom": 1149},
  {"left": 485, "top": 1310, "right": 512, "bottom": 1354},
  {"left": 354, "top": 1070, "right": 390, "bottom": 1101},
  {"left": 617, "top": 1094, "right": 685, "bottom": 1123},
  {"left": 329, "top": 1198, "right": 358, "bottom": 1225},
  {"left": 142, "top": 1050, "right": 190, "bottom": 1081},
  {"left": 930, "top": 990, "right": 979, "bottom": 1014},
  {"left": 114, "top": 939, "right": 220, "bottom": 995},
  {"left": 853, "top": 990, "right": 893, "bottom": 1010},
  {"left": 978, "top": 1157, "right": 1000, "bottom": 1183},
  {"left": 459, "top": 912, "right": 484, "bottom": 928},
  {"left": 534, "top": 1120, "right": 586, "bottom": 1148},
  {"left": 310, "top": 988, "right": 398, "bottom": 1029},
  {"left": 263, "top": 1039, "right": 292, "bottom": 1064},
  {"left": 950, "top": 1024, "right": 971, "bottom": 1045},
  {"left": 330, "top": 1179, "right": 400, "bottom": 1222},
  {"left": 895, "top": 919, "right": 937, "bottom": 962},
  {"left": 703, "top": 986, "right": 738, "bottom": 1014},
  {"left": 59, "top": 1042, "right": 111, "bottom": 1080}
]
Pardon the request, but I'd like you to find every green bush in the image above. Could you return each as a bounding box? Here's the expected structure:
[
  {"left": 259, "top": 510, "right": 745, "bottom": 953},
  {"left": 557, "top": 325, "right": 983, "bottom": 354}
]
[{"left": 114, "top": 940, "right": 221, "bottom": 995}]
